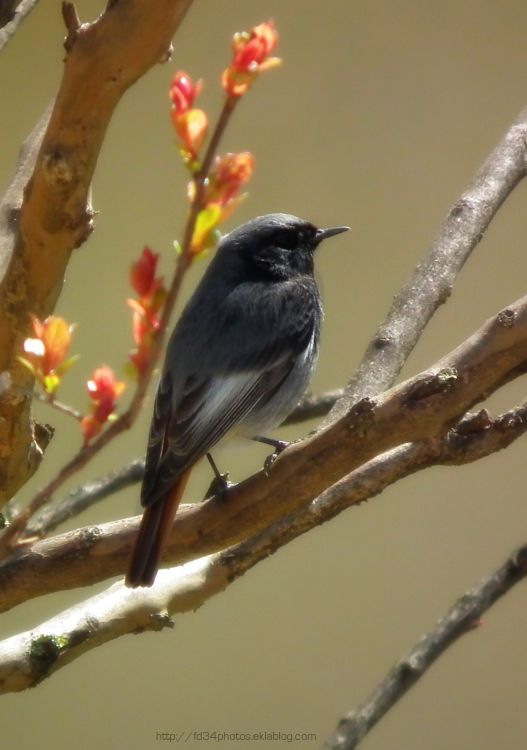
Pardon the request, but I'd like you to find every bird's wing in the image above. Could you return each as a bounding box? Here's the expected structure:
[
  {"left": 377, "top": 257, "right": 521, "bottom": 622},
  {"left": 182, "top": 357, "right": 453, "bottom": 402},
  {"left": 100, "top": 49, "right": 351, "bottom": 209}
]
[{"left": 141, "top": 278, "right": 320, "bottom": 506}]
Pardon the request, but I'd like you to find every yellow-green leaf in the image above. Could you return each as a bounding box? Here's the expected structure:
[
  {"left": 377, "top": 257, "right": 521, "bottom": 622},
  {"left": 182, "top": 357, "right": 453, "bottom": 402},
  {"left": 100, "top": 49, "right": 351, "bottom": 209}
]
[
  {"left": 191, "top": 204, "right": 222, "bottom": 255},
  {"left": 43, "top": 374, "right": 60, "bottom": 395}
]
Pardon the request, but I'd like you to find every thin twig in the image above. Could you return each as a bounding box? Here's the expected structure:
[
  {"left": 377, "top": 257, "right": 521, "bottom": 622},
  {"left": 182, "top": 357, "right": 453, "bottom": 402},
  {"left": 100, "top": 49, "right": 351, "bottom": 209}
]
[
  {"left": 325, "top": 105, "right": 527, "bottom": 426},
  {"left": 0, "top": 0, "right": 39, "bottom": 53},
  {"left": 61, "top": 1, "right": 80, "bottom": 33},
  {"left": 26, "top": 458, "right": 145, "bottom": 537},
  {"left": 34, "top": 392, "right": 83, "bottom": 421},
  {"left": 322, "top": 544, "right": 527, "bottom": 749}
]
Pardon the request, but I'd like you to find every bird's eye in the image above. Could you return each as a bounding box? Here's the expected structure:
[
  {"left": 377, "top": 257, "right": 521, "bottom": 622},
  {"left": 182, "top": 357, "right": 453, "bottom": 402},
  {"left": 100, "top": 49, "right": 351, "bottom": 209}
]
[{"left": 275, "top": 230, "right": 298, "bottom": 250}]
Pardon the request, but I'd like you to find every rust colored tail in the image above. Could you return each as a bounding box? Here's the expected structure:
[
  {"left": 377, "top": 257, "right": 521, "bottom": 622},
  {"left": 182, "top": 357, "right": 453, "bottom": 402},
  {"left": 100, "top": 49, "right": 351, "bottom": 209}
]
[{"left": 125, "top": 469, "right": 191, "bottom": 588}]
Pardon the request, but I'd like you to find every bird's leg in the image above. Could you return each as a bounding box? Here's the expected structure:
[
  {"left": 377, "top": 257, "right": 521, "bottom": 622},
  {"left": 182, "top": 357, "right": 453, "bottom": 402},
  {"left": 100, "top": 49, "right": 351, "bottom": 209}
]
[
  {"left": 252, "top": 435, "right": 290, "bottom": 474},
  {"left": 205, "top": 452, "right": 233, "bottom": 502}
]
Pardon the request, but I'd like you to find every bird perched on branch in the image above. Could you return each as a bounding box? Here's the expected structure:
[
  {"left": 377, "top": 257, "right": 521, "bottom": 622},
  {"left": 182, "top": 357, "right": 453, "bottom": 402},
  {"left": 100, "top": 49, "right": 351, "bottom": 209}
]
[{"left": 126, "top": 213, "right": 349, "bottom": 587}]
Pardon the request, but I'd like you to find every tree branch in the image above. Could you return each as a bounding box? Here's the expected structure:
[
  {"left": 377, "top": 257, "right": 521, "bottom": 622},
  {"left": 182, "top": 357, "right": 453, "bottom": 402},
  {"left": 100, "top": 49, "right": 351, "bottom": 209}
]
[
  {"left": 325, "top": 105, "right": 527, "bottom": 426},
  {"left": 323, "top": 544, "right": 527, "bottom": 749},
  {"left": 2, "top": 293, "right": 527, "bottom": 612},
  {"left": 0, "top": 0, "right": 193, "bottom": 504},
  {"left": 0, "top": 554, "right": 230, "bottom": 693},
  {"left": 24, "top": 388, "right": 343, "bottom": 537},
  {"left": 1, "top": 406, "right": 526, "bottom": 692},
  {"left": 26, "top": 458, "right": 146, "bottom": 537},
  {"left": 0, "top": 105, "right": 53, "bottom": 499},
  {"left": 0, "top": 0, "right": 39, "bottom": 52}
]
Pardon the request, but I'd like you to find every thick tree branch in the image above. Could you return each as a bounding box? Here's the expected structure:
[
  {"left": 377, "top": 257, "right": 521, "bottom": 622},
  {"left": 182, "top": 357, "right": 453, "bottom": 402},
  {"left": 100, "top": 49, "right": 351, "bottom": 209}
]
[
  {"left": 1, "top": 407, "right": 526, "bottom": 692},
  {"left": 2, "top": 295, "right": 527, "bottom": 612},
  {"left": 0, "top": 106, "right": 54, "bottom": 497},
  {"left": 323, "top": 544, "right": 527, "bottom": 750},
  {"left": 0, "top": 554, "right": 230, "bottom": 693},
  {"left": 325, "top": 106, "right": 527, "bottom": 426},
  {"left": 0, "top": 0, "right": 193, "bottom": 504}
]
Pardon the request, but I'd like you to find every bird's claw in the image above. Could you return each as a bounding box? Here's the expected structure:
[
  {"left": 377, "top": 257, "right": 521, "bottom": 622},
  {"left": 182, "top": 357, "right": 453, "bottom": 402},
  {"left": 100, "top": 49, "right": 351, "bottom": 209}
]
[
  {"left": 263, "top": 440, "right": 289, "bottom": 475},
  {"left": 205, "top": 472, "right": 233, "bottom": 503}
]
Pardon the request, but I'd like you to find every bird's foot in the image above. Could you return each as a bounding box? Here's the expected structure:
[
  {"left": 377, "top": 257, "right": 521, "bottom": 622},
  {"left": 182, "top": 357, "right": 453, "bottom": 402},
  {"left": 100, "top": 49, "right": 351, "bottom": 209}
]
[
  {"left": 205, "top": 452, "right": 234, "bottom": 502},
  {"left": 262, "top": 439, "right": 289, "bottom": 475},
  {"left": 205, "top": 472, "right": 233, "bottom": 503}
]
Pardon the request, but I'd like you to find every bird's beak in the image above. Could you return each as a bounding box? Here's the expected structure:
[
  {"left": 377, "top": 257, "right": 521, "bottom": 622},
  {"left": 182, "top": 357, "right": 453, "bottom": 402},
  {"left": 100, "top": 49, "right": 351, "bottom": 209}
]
[{"left": 316, "top": 225, "right": 350, "bottom": 243}]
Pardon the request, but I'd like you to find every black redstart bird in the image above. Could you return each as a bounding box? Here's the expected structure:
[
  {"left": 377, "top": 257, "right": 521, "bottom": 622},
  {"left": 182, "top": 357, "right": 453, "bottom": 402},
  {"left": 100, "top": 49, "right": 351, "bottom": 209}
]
[{"left": 126, "top": 213, "right": 349, "bottom": 587}]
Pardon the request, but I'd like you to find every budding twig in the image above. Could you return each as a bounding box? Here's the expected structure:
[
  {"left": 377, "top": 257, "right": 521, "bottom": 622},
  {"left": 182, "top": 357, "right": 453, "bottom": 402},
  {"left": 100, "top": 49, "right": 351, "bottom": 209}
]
[
  {"left": 34, "top": 392, "right": 83, "bottom": 422},
  {"left": 0, "top": 93, "right": 241, "bottom": 554}
]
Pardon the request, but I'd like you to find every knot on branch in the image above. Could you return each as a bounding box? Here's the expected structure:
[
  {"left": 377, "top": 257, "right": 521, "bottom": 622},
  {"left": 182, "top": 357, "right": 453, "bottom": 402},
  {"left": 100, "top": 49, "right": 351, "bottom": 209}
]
[
  {"left": 397, "top": 656, "right": 422, "bottom": 684},
  {"left": 455, "top": 409, "right": 492, "bottom": 435},
  {"left": 150, "top": 611, "right": 175, "bottom": 630},
  {"left": 448, "top": 197, "right": 475, "bottom": 221},
  {"left": 495, "top": 409, "right": 527, "bottom": 431},
  {"left": 29, "top": 633, "right": 69, "bottom": 682},
  {"left": 71, "top": 210, "right": 95, "bottom": 248},
  {"left": 79, "top": 525, "right": 102, "bottom": 546},
  {"left": 347, "top": 397, "right": 376, "bottom": 432},
  {"left": 403, "top": 367, "right": 458, "bottom": 407},
  {"left": 33, "top": 421, "right": 55, "bottom": 450},
  {"left": 28, "top": 421, "right": 55, "bottom": 474},
  {"left": 496, "top": 308, "right": 516, "bottom": 328},
  {"left": 372, "top": 334, "right": 393, "bottom": 351},
  {"left": 159, "top": 43, "right": 174, "bottom": 65},
  {"left": 5, "top": 205, "right": 20, "bottom": 229},
  {"left": 42, "top": 148, "right": 77, "bottom": 189},
  {"left": 443, "top": 409, "right": 493, "bottom": 456}
]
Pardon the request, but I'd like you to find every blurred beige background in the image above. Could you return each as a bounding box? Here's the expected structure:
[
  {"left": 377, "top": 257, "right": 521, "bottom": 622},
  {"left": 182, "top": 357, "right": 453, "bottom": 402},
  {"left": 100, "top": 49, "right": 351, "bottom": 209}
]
[{"left": 1, "top": 1, "right": 527, "bottom": 748}]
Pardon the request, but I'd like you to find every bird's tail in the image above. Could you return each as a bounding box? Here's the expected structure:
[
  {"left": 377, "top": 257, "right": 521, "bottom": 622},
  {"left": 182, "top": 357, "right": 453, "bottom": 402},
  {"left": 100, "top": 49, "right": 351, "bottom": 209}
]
[{"left": 125, "top": 469, "right": 191, "bottom": 588}]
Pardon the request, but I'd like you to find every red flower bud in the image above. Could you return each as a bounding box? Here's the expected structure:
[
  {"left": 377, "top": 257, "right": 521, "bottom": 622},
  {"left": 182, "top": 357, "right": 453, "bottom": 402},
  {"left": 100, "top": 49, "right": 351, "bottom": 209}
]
[
  {"left": 208, "top": 152, "right": 255, "bottom": 206},
  {"left": 171, "top": 108, "right": 208, "bottom": 162},
  {"left": 130, "top": 246, "right": 160, "bottom": 299},
  {"left": 169, "top": 71, "right": 202, "bottom": 114},
  {"left": 82, "top": 365, "right": 125, "bottom": 443},
  {"left": 127, "top": 248, "right": 167, "bottom": 378},
  {"left": 222, "top": 20, "right": 281, "bottom": 97},
  {"left": 232, "top": 21, "right": 278, "bottom": 72}
]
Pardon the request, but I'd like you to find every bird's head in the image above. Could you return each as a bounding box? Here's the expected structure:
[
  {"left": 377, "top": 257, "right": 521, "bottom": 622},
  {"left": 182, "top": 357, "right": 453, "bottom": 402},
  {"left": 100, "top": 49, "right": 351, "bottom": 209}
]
[{"left": 221, "top": 213, "right": 349, "bottom": 280}]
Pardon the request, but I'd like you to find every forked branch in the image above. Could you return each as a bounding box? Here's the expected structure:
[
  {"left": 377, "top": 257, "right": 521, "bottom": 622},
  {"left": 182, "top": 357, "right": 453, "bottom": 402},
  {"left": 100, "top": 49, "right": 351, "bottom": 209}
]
[{"left": 2, "top": 293, "right": 527, "bottom": 612}]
